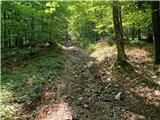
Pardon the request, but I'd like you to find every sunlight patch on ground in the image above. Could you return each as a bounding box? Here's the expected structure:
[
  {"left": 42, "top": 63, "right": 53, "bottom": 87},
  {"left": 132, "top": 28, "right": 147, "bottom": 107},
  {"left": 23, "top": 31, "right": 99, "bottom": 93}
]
[
  {"left": 0, "top": 90, "right": 22, "bottom": 119},
  {"left": 156, "top": 80, "right": 160, "bottom": 86},
  {"left": 61, "top": 45, "right": 81, "bottom": 52},
  {"left": 127, "top": 47, "right": 151, "bottom": 63},
  {"left": 130, "top": 85, "right": 160, "bottom": 106},
  {"left": 123, "top": 110, "right": 146, "bottom": 120},
  {"left": 41, "top": 91, "right": 55, "bottom": 101},
  {"left": 35, "top": 98, "right": 73, "bottom": 120},
  {"left": 135, "top": 67, "right": 158, "bottom": 80},
  {"left": 90, "top": 44, "right": 116, "bottom": 62}
]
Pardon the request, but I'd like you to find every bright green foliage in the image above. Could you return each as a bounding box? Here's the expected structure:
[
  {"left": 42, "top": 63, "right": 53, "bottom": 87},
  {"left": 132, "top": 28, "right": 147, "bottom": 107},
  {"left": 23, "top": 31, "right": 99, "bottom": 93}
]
[
  {"left": 122, "top": 2, "right": 151, "bottom": 35},
  {"left": 1, "top": 1, "right": 153, "bottom": 48},
  {"left": 1, "top": 1, "right": 68, "bottom": 48},
  {"left": 68, "top": 1, "right": 113, "bottom": 47}
]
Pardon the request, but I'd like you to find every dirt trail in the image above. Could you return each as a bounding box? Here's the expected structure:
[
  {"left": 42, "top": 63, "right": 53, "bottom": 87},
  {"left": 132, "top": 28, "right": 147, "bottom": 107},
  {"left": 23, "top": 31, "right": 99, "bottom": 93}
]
[
  {"left": 33, "top": 46, "right": 123, "bottom": 120},
  {"left": 33, "top": 45, "right": 160, "bottom": 120}
]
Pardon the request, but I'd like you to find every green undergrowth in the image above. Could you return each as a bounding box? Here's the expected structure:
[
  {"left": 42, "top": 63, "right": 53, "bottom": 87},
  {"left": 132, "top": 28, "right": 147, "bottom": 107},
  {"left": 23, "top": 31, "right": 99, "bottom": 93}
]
[
  {"left": 87, "top": 41, "right": 116, "bottom": 53},
  {"left": 1, "top": 47, "right": 65, "bottom": 119},
  {"left": 88, "top": 42, "right": 101, "bottom": 53}
]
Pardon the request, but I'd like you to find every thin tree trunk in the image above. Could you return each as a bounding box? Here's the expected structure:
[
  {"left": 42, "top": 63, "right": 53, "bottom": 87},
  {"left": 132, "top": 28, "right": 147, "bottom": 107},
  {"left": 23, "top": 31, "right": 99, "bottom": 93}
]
[
  {"left": 8, "top": 30, "right": 11, "bottom": 47},
  {"left": 2, "top": 11, "right": 4, "bottom": 48},
  {"left": 4, "top": 9, "right": 8, "bottom": 48},
  {"left": 132, "top": 23, "right": 135, "bottom": 40},
  {"left": 137, "top": 2, "right": 142, "bottom": 41},
  {"left": 19, "top": 32, "right": 23, "bottom": 48},
  {"left": 8, "top": 11, "right": 11, "bottom": 48},
  {"left": 112, "top": 1, "right": 127, "bottom": 66},
  {"left": 138, "top": 28, "right": 141, "bottom": 40},
  {"left": 30, "top": 17, "right": 35, "bottom": 46},
  {"left": 15, "top": 11, "right": 19, "bottom": 47},
  {"left": 151, "top": 1, "right": 160, "bottom": 64},
  {"left": 40, "top": 17, "right": 44, "bottom": 51}
]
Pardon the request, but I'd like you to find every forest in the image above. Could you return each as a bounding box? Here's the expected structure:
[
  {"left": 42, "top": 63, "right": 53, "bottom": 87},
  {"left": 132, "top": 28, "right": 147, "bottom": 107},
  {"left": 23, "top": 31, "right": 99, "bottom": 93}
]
[{"left": 1, "top": 1, "right": 160, "bottom": 120}]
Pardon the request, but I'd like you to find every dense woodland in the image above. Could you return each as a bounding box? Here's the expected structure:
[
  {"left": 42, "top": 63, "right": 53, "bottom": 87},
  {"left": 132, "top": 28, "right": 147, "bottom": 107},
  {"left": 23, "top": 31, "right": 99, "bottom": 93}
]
[{"left": 1, "top": 1, "right": 160, "bottom": 120}]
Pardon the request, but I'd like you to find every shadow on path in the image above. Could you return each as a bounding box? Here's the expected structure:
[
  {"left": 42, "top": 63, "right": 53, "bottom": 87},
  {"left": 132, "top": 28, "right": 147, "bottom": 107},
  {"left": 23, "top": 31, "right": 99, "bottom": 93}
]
[{"left": 25, "top": 45, "right": 160, "bottom": 120}]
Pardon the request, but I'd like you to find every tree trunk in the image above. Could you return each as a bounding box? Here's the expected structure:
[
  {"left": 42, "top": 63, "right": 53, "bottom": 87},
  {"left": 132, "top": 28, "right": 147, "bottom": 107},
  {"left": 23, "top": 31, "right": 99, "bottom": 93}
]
[
  {"left": 30, "top": 17, "right": 35, "bottom": 46},
  {"left": 19, "top": 32, "right": 23, "bottom": 48},
  {"left": 112, "top": 1, "right": 127, "bottom": 66},
  {"left": 7, "top": 11, "right": 11, "bottom": 48},
  {"left": 8, "top": 30, "right": 11, "bottom": 47},
  {"left": 2, "top": 12, "right": 4, "bottom": 48},
  {"left": 4, "top": 9, "right": 8, "bottom": 48},
  {"left": 132, "top": 23, "right": 135, "bottom": 40},
  {"left": 137, "top": 2, "right": 142, "bottom": 41},
  {"left": 138, "top": 28, "right": 141, "bottom": 40},
  {"left": 151, "top": 1, "right": 160, "bottom": 64}
]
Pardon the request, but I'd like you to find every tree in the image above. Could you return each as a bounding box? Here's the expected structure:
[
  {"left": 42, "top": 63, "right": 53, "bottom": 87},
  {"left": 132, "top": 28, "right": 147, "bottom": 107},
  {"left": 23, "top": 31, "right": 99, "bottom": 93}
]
[
  {"left": 112, "top": 1, "right": 127, "bottom": 66},
  {"left": 151, "top": 1, "right": 160, "bottom": 64},
  {"left": 122, "top": 2, "right": 152, "bottom": 41},
  {"left": 137, "top": 1, "right": 142, "bottom": 40},
  {"left": 1, "top": 1, "right": 69, "bottom": 48},
  {"left": 132, "top": 23, "right": 135, "bottom": 40}
]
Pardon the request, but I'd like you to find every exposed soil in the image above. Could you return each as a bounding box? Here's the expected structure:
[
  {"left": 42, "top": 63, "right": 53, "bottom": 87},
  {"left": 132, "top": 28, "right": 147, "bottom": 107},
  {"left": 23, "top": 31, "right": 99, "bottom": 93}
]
[{"left": 21, "top": 42, "right": 160, "bottom": 120}]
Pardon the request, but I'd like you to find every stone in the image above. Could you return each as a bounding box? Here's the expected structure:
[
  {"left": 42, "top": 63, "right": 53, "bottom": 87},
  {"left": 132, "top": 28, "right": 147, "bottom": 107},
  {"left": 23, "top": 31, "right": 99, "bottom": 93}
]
[
  {"left": 114, "top": 92, "right": 122, "bottom": 100},
  {"left": 83, "top": 104, "right": 88, "bottom": 108}
]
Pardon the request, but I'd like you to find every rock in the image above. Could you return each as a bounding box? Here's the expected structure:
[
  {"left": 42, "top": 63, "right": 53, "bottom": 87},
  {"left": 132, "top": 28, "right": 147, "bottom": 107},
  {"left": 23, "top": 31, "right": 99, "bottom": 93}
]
[
  {"left": 114, "top": 92, "right": 122, "bottom": 101},
  {"left": 114, "top": 84, "right": 119, "bottom": 87},
  {"left": 137, "top": 115, "right": 146, "bottom": 120},
  {"left": 83, "top": 104, "right": 88, "bottom": 108},
  {"left": 78, "top": 96, "right": 83, "bottom": 100},
  {"left": 151, "top": 75, "right": 157, "bottom": 79}
]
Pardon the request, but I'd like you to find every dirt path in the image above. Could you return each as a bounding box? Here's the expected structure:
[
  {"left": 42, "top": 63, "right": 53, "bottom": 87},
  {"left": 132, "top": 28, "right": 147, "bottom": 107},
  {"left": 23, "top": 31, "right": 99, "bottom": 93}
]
[
  {"left": 33, "top": 44, "right": 160, "bottom": 120},
  {"left": 33, "top": 46, "right": 122, "bottom": 120}
]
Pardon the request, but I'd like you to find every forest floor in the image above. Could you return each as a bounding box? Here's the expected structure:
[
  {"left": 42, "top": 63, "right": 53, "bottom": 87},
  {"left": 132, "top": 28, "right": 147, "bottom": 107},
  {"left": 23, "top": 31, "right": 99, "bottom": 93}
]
[{"left": 1, "top": 41, "right": 160, "bottom": 120}]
